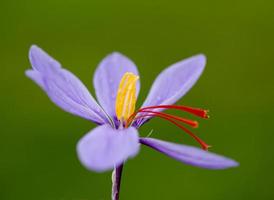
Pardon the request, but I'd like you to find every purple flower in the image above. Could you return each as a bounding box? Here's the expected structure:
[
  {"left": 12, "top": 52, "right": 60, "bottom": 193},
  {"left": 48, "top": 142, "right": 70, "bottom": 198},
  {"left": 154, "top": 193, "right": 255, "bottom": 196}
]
[{"left": 26, "top": 45, "right": 238, "bottom": 198}]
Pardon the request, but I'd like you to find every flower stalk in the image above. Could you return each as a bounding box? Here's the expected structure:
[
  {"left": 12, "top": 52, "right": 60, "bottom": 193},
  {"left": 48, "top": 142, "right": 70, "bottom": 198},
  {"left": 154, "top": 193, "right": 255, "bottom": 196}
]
[{"left": 112, "top": 164, "right": 124, "bottom": 200}]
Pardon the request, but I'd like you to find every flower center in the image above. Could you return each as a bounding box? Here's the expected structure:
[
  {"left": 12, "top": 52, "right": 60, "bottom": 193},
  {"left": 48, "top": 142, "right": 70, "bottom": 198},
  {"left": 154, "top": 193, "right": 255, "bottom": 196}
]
[{"left": 115, "top": 72, "right": 139, "bottom": 122}]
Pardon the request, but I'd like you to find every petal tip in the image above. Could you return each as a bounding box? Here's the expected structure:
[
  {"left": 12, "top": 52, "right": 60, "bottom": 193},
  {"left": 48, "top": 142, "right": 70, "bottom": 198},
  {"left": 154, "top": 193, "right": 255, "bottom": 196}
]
[
  {"left": 196, "top": 53, "right": 206, "bottom": 59},
  {"left": 29, "top": 45, "right": 42, "bottom": 64},
  {"left": 108, "top": 51, "right": 128, "bottom": 59},
  {"left": 30, "top": 44, "right": 39, "bottom": 50},
  {"left": 226, "top": 159, "right": 239, "bottom": 168},
  {"left": 205, "top": 155, "right": 239, "bottom": 170},
  {"left": 25, "top": 69, "right": 37, "bottom": 80},
  {"left": 25, "top": 69, "right": 33, "bottom": 77},
  {"left": 193, "top": 53, "right": 207, "bottom": 67},
  {"left": 29, "top": 44, "right": 41, "bottom": 55}
]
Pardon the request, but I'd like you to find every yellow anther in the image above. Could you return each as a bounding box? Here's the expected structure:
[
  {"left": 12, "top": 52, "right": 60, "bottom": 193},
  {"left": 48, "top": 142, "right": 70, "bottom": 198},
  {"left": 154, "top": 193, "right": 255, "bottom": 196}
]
[{"left": 115, "top": 72, "right": 139, "bottom": 121}]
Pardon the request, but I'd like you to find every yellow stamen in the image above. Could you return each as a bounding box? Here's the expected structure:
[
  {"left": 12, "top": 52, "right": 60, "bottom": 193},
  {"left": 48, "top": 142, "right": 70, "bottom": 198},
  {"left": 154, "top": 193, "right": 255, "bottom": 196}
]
[{"left": 115, "top": 72, "right": 139, "bottom": 121}]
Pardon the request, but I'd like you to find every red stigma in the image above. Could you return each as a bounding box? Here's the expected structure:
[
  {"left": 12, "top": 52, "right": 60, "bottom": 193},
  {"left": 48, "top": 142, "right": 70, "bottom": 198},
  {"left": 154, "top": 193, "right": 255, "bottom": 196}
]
[
  {"left": 140, "top": 105, "right": 209, "bottom": 118},
  {"left": 138, "top": 110, "right": 199, "bottom": 128},
  {"left": 127, "top": 104, "right": 211, "bottom": 150}
]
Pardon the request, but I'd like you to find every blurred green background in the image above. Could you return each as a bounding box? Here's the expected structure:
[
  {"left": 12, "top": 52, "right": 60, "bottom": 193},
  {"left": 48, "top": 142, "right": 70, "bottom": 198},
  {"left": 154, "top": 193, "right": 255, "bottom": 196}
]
[{"left": 1, "top": 0, "right": 274, "bottom": 199}]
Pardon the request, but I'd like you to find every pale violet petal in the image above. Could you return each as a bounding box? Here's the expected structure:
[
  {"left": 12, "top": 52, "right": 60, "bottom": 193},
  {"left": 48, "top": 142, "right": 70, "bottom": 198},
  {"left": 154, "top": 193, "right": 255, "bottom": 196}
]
[
  {"left": 26, "top": 45, "right": 109, "bottom": 124},
  {"left": 77, "top": 125, "right": 140, "bottom": 172},
  {"left": 137, "top": 55, "right": 206, "bottom": 126},
  {"left": 93, "top": 52, "right": 140, "bottom": 118},
  {"left": 140, "top": 137, "right": 239, "bottom": 169},
  {"left": 142, "top": 54, "right": 206, "bottom": 107}
]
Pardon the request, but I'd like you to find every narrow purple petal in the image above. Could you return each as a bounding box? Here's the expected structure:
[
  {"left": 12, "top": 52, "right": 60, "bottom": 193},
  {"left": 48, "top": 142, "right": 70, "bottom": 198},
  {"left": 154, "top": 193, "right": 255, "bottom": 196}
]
[
  {"left": 93, "top": 52, "right": 140, "bottom": 118},
  {"left": 140, "top": 137, "right": 239, "bottom": 169},
  {"left": 141, "top": 54, "right": 206, "bottom": 108},
  {"left": 77, "top": 125, "right": 140, "bottom": 172},
  {"left": 26, "top": 45, "right": 109, "bottom": 124},
  {"left": 136, "top": 55, "right": 206, "bottom": 126}
]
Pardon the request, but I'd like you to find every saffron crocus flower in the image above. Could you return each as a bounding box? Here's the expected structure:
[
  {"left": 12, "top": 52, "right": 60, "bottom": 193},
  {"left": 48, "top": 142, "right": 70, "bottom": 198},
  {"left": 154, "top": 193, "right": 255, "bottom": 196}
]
[{"left": 26, "top": 45, "right": 238, "bottom": 200}]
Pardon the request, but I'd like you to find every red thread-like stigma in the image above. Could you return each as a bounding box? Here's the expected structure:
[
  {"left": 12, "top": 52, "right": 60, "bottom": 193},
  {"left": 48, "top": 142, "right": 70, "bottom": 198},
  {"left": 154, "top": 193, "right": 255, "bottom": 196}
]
[
  {"left": 134, "top": 113, "right": 210, "bottom": 150},
  {"left": 138, "top": 110, "right": 199, "bottom": 128},
  {"left": 139, "top": 105, "right": 209, "bottom": 118},
  {"left": 126, "top": 104, "right": 211, "bottom": 150}
]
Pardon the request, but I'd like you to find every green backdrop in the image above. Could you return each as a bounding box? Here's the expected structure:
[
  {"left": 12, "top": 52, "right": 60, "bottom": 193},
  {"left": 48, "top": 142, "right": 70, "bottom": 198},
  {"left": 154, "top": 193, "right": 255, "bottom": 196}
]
[{"left": 1, "top": 0, "right": 274, "bottom": 199}]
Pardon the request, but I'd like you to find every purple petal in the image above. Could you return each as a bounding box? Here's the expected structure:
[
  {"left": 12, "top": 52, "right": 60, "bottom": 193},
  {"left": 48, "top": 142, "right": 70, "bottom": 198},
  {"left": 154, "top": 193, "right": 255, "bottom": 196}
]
[
  {"left": 93, "top": 52, "right": 140, "bottom": 118},
  {"left": 26, "top": 45, "right": 109, "bottom": 124},
  {"left": 135, "top": 55, "right": 206, "bottom": 126},
  {"left": 142, "top": 54, "right": 206, "bottom": 108},
  {"left": 140, "top": 137, "right": 239, "bottom": 169},
  {"left": 77, "top": 125, "right": 140, "bottom": 172}
]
